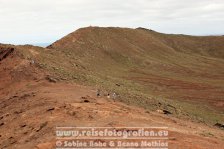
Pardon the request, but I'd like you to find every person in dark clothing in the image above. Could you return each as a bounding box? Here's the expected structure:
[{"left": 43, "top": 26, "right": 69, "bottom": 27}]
[{"left": 97, "top": 89, "right": 101, "bottom": 97}]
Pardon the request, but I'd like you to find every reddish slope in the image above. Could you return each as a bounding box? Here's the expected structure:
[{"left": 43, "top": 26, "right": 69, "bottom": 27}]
[
  {"left": 46, "top": 27, "right": 224, "bottom": 119},
  {"left": 0, "top": 49, "right": 223, "bottom": 148},
  {"left": 1, "top": 28, "right": 224, "bottom": 148}
]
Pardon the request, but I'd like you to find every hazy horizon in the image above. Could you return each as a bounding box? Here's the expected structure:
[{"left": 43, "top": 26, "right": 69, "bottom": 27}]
[{"left": 1, "top": 26, "right": 224, "bottom": 46}]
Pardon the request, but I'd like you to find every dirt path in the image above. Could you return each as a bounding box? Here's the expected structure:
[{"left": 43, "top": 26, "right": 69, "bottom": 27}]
[{"left": 0, "top": 80, "right": 223, "bottom": 149}]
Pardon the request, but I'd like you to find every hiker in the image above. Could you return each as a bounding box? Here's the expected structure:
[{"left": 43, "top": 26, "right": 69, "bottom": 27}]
[
  {"left": 112, "top": 92, "right": 117, "bottom": 99},
  {"left": 107, "top": 93, "right": 110, "bottom": 99},
  {"left": 30, "top": 60, "right": 35, "bottom": 65},
  {"left": 96, "top": 89, "right": 101, "bottom": 97}
]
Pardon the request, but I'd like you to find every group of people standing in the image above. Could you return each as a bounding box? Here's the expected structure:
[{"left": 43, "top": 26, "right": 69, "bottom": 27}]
[{"left": 97, "top": 89, "right": 118, "bottom": 100}]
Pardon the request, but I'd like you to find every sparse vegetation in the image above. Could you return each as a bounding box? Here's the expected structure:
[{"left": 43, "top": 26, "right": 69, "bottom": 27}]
[
  {"left": 1, "top": 27, "right": 224, "bottom": 148},
  {"left": 27, "top": 27, "right": 224, "bottom": 126}
]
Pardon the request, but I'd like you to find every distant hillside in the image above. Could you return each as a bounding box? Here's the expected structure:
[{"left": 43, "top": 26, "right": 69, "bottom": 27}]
[
  {"left": 43, "top": 27, "right": 224, "bottom": 125},
  {"left": 1, "top": 27, "right": 218, "bottom": 126},
  {"left": 48, "top": 27, "right": 224, "bottom": 59},
  {"left": 1, "top": 27, "right": 224, "bottom": 148}
]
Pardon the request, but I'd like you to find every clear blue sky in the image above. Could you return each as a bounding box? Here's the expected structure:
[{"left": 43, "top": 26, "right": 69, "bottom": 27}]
[{"left": 0, "top": 0, "right": 224, "bottom": 45}]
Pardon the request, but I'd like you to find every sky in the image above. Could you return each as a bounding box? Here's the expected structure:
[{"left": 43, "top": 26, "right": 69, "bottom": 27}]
[{"left": 0, "top": 0, "right": 224, "bottom": 45}]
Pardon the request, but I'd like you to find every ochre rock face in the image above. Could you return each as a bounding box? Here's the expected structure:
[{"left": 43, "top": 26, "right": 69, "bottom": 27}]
[{"left": 0, "top": 46, "right": 14, "bottom": 61}]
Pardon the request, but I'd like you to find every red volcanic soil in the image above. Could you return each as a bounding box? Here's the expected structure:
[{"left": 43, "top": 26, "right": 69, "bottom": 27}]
[
  {"left": 1, "top": 27, "right": 224, "bottom": 149},
  {"left": 0, "top": 47, "right": 14, "bottom": 61},
  {"left": 128, "top": 71, "right": 224, "bottom": 111},
  {"left": 0, "top": 45, "right": 223, "bottom": 149}
]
